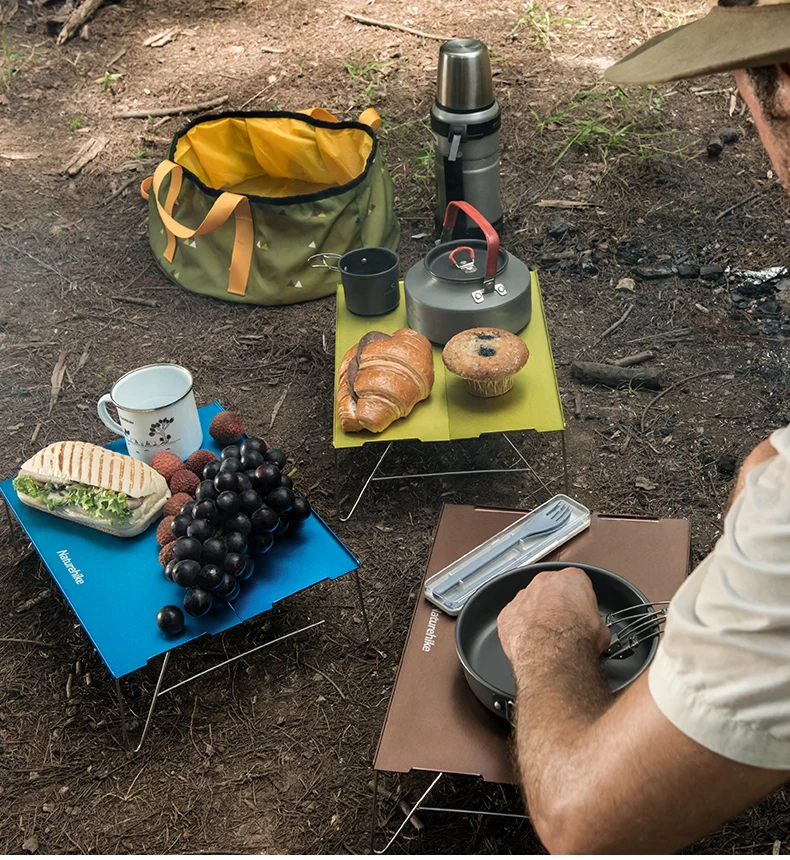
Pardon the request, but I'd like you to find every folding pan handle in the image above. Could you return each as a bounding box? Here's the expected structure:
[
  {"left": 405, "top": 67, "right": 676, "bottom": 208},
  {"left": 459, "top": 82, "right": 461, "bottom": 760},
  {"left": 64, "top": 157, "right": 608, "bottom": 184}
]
[{"left": 440, "top": 201, "right": 500, "bottom": 283}]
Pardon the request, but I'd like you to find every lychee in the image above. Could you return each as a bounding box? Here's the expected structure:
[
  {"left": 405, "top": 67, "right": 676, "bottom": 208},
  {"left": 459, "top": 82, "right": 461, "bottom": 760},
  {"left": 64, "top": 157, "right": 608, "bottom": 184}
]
[
  {"left": 150, "top": 451, "right": 185, "bottom": 482},
  {"left": 185, "top": 449, "right": 219, "bottom": 476},
  {"left": 164, "top": 493, "right": 192, "bottom": 517},
  {"left": 209, "top": 411, "right": 245, "bottom": 445},
  {"left": 159, "top": 540, "right": 177, "bottom": 568},
  {"left": 156, "top": 516, "right": 176, "bottom": 547},
  {"left": 170, "top": 469, "right": 200, "bottom": 497}
]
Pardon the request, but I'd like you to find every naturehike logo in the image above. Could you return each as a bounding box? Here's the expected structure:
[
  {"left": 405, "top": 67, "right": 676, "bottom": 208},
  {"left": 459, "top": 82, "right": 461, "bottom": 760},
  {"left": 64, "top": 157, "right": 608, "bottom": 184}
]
[
  {"left": 57, "top": 550, "right": 84, "bottom": 585},
  {"left": 422, "top": 609, "right": 440, "bottom": 652}
]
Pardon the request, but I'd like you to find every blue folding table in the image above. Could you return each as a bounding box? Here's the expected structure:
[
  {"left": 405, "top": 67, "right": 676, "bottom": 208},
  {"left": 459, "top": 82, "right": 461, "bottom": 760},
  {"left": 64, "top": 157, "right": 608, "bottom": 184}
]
[{"left": 1, "top": 401, "right": 363, "bottom": 751}]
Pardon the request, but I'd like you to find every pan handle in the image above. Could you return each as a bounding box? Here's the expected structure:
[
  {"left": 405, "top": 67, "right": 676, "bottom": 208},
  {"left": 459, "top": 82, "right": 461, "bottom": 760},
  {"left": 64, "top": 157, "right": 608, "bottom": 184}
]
[
  {"left": 308, "top": 252, "right": 342, "bottom": 272},
  {"left": 440, "top": 201, "right": 500, "bottom": 285},
  {"left": 492, "top": 697, "right": 515, "bottom": 722}
]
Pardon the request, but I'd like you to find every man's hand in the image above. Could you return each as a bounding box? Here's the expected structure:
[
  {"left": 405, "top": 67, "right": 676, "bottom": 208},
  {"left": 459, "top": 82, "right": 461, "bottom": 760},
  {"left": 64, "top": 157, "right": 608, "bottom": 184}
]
[{"left": 497, "top": 566, "right": 610, "bottom": 667}]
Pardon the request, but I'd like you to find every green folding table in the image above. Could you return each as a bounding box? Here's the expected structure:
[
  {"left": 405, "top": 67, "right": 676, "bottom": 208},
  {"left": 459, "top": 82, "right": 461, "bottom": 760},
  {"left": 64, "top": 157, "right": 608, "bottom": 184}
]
[{"left": 333, "top": 273, "right": 567, "bottom": 519}]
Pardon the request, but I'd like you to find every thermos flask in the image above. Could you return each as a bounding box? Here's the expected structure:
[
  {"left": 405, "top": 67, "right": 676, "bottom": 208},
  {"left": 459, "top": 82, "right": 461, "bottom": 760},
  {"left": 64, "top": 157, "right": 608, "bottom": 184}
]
[{"left": 431, "top": 39, "right": 503, "bottom": 239}]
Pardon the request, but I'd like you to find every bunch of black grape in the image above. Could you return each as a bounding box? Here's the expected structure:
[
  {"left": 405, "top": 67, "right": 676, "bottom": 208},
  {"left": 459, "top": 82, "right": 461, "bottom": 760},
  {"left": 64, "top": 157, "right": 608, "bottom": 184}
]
[{"left": 155, "top": 437, "right": 312, "bottom": 635}]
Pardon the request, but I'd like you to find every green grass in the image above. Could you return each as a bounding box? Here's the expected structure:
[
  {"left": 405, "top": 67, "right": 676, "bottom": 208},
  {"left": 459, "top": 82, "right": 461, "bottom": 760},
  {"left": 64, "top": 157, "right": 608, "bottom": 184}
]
[
  {"left": 1, "top": 27, "right": 29, "bottom": 87},
  {"left": 510, "top": 2, "right": 591, "bottom": 49},
  {"left": 533, "top": 85, "right": 698, "bottom": 167},
  {"left": 94, "top": 71, "right": 122, "bottom": 92},
  {"left": 69, "top": 117, "right": 85, "bottom": 131},
  {"left": 343, "top": 57, "right": 393, "bottom": 104}
]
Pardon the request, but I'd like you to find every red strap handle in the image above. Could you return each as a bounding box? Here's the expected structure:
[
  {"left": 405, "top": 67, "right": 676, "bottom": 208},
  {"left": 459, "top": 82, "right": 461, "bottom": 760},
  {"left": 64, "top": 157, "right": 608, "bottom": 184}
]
[
  {"left": 442, "top": 201, "right": 500, "bottom": 280},
  {"left": 448, "top": 246, "right": 475, "bottom": 268}
]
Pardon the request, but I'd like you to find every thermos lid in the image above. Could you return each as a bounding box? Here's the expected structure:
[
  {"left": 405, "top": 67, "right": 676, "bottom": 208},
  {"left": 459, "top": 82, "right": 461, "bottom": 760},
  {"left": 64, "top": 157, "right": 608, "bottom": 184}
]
[{"left": 436, "top": 39, "right": 494, "bottom": 112}]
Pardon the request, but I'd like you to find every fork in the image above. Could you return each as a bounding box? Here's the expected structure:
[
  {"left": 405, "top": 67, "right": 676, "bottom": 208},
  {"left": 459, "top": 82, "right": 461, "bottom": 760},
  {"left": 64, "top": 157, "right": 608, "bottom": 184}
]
[{"left": 431, "top": 500, "right": 572, "bottom": 597}]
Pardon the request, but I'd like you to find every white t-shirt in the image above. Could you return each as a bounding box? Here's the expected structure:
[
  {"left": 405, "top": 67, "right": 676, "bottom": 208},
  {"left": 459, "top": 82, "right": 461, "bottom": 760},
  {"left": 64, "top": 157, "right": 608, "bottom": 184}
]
[{"left": 648, "top": 424, "right": 790, "bottom": 769}]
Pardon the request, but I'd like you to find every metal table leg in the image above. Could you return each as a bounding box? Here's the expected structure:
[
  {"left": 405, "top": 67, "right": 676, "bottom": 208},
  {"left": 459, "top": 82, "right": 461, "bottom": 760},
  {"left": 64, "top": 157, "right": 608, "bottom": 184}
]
[
  {"left": 339, "top": 442, "right": 393, "bottom": 522},
  {"left": 370, "top": 772, "right": 444, "bottom": 854},
  {"left": 369, "top": 771, "right": 530, "bottom": 853},
  {"left": 116, "top": 620, "right": 326, "bottom": 753}
]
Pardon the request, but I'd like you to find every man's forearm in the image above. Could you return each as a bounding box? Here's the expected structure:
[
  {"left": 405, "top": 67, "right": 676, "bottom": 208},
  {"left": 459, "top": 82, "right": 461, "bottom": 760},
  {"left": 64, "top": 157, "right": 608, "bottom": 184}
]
[{"left": 511, "top": 629, "right": 612, "bottom": 842}]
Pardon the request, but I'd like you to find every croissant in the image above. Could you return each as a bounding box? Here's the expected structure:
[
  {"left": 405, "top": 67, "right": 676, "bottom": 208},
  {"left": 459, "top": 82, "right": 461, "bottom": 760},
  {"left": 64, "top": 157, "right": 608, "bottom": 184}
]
[{"left": 338, "top": 328, "right": 434, "bottom": 433}]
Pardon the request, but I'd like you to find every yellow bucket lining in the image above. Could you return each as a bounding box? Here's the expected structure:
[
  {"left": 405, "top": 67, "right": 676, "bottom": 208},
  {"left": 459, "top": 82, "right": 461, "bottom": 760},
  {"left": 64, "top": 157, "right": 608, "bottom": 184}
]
[{"left": 172, "top": 115, "right": 374, "bottom": 199}]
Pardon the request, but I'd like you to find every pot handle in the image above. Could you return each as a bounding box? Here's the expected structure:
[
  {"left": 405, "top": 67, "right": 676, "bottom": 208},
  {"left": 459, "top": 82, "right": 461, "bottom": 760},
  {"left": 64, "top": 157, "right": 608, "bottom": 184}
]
[
  {"left": 440, "top": 201, "right": 500, "bottom": 282},
  {"left": 308, "top": 252, "right": 342, "bottom": 272}
]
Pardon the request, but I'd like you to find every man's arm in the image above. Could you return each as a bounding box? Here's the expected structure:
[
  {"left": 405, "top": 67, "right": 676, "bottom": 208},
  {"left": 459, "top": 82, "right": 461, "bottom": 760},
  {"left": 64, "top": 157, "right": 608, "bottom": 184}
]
[{"left": 498, "top": 567, "right": 788, "bottom": 854}]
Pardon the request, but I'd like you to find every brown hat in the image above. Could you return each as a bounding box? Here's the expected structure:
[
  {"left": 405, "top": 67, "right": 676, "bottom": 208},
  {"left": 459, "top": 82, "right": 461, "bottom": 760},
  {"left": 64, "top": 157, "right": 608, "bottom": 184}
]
[{"left": 605, "top": 0, "right": 790, "bottom": 85}]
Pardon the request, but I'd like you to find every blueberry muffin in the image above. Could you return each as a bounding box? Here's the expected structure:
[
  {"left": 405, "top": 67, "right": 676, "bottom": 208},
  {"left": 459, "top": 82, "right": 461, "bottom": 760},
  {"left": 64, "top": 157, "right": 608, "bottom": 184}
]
[{"left": 442, "top": 328, "right": 529, "bottom": 398}]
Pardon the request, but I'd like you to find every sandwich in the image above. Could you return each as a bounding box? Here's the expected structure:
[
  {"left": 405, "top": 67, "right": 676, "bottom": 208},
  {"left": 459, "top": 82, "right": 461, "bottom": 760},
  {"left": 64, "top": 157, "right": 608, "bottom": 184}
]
[{"left": 12, "top": 441, "right": 170, "bottom": 537}]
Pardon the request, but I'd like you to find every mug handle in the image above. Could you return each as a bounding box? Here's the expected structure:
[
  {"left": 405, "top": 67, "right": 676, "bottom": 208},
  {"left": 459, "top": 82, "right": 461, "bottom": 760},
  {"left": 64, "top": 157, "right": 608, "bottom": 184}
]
[{"left": 97, "top": 394, "right": 124, "bottom": 437}]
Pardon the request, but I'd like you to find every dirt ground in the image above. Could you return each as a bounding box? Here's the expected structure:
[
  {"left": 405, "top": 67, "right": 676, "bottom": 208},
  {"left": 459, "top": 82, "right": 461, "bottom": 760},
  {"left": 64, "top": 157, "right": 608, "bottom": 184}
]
[{"left": 1, "top": 0, "right": 789, "bottom": 853}]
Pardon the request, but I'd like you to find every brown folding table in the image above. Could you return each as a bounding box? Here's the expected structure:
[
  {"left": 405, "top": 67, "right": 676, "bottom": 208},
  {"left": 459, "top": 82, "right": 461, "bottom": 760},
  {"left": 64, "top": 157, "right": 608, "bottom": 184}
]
[{"left": 371, "top": 503, "right": 691, "bottom": 851}]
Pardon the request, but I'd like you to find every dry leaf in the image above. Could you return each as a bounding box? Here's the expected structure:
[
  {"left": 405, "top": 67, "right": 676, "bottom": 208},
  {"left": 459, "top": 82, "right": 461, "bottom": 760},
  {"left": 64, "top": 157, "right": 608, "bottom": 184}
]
[
  {"left": 48, "top": 349, "right": 68, "bottom": 415},
  {"left": 634, "top": 476, "right": 657, "bottom": 491},
  {"left": 143, "top": 28, "right": 179, "bottom": 47},
  {"left": 616, "top": 278, "right": 635, "bottom": 292}
]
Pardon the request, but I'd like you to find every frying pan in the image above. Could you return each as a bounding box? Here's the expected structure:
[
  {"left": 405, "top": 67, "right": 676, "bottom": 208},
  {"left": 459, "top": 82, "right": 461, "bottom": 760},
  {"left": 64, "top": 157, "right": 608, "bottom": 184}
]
[{"left": 454, "top": 561, "right": 659, "bottom": 722}]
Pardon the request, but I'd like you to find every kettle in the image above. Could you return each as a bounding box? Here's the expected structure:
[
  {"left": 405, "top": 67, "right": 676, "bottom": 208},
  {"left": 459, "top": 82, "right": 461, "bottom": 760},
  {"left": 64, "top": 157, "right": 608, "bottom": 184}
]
[
  {"left": 405, "top": 202, "right": 532, "bottom": 345},
  {"left": 432, "top": 39, "right": 503, "bottom": 239}
]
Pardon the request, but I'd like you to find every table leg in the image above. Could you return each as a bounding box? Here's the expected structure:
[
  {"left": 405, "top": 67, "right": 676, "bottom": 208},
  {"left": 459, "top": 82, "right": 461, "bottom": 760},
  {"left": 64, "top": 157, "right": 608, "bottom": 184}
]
[
  {"left": 501, "top": 433, "right": 551, "bottom": 497},
  {"left": 371, "top": 771, "right": 444, "bottom": 855},
  {"left": 2, "top": 497, "right": 18, "bottom": 546},
  {"left": 339, "top": 441, "right": 393, "bottom": 523},
  {"left": 131, "top": 650, "right": 172, "bottom": 754},
  {"left": 351, "top": 567, "right": 371, "bottom": 644},
  {"left": 561, "top": 428, "right": 569, "bottom": 496}
]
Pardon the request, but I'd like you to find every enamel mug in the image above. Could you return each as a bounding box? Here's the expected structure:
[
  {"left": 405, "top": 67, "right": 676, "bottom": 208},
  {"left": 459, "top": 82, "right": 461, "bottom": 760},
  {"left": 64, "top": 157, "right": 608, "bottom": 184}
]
[{"left": 97, "top": 364, "right": 202, "bottom": 463}]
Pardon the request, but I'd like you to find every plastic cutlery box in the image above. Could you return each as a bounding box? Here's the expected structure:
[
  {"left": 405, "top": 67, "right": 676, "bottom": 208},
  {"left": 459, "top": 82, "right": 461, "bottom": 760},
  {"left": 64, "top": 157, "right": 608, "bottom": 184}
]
[{"left": 423, "top": 494, "right": 591, "bottom": 615}]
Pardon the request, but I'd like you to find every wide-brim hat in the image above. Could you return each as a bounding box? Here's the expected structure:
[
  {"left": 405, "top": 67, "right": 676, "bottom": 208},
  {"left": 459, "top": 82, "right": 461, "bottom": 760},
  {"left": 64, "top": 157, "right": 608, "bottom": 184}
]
[{"left": 605, "top": 0, "right": 790, "bottom": 85}]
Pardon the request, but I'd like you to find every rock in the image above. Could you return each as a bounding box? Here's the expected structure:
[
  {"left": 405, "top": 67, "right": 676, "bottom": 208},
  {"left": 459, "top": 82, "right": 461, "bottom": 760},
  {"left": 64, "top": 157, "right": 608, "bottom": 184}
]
[
  {"left": 22, "top": 836, "right": 38, "bottom": 854},
  {"left": 547, "top": 220, "right": 574, "bottom": 238},
  {"left": 717, "top": 127, "right": 740, "bottom": 145},
  {"left": 581, "top": 259, "right": 598, "bottom": 275},
  {"left": 616, "top": 278, "right": 635, "bottom": 292},
  {"left": 636, "top": 266, "right": 675, "bottom": 280},
  {"left": 716, "top": 455, "right": 738, "bottom": 476},
  {"left": 700, "top": 264, "right": 724, "bottom": 279},
  {"left": 676, "top": 263, "right": 700, "bottom": 278},
  {"left": 635, "top": 476, "right": 657, "bottom": 491},
  {"left": 707, "top": 136, "right": 723, "bottom": 158}
]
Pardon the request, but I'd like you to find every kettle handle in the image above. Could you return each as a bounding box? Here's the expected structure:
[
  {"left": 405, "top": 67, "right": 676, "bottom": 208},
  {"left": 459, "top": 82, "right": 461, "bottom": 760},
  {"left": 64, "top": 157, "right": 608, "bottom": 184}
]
[{"left": 441, "top": 201, "right": 500, "bottom": 282}]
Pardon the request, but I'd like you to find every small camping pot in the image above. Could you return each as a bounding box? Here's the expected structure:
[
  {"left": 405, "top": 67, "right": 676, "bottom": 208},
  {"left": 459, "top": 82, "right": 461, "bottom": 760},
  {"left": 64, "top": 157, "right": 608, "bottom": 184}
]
[{"left": 309, "top": 248, "right": 400, "bottom": 316}]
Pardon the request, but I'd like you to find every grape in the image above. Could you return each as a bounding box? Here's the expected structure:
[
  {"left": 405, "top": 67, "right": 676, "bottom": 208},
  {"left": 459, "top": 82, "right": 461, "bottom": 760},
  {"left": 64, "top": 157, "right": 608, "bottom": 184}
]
[
  {"left": 273, "top": 518, "right": 289, "bottom": 537},
  {"left": 265, "top": 449, "right": 287, "bottom": 469},
  {"left": 184, "top": 587, "right": 213, "bottom": 617},
  {"left": 254, "top": 463, "right": 280, "bottom": 495},
  {"left": 236, "top": 472, "right": 253, "bottom": 493},
  {"left": 187, "top": 518, "right": 213, "bottom": 542},
  {"left": 173, "top": 558, "right": 200, "bottom": 587},
  {"left": 216, "top": 490, "right": 240, "bottom": 516},
  {"left": 170, "top": 513, "right": 192, "bottom": 539},
  {"left": 172, "top": 536, "right": 202, "bottom": 562},
  {"left": 193, "top": 499, "right": 218, "bottom": 523},
  {"left": 221, "top": 445, "right": 241, "bottom": 461},
  {"left": 225, "top": 531, "right": 248, "bottom": 554},
  {"left": 280, "top": 474, "right": 294, "bottom": 490},
  {"left": 288, "top": 496, "right": 312, "bottom": 523},
  {"left": 180, "top": 499, "right": 197, "bottom": 517},
  {"left": 215, "top": 572, "right": 240, "bottom": 601},
  {"left": 266, "top": 486, "right": 295, "bottom": 514},
  {"left": 156, "top": 605, "right": 184, "bottom": 635},
  {"left": 241, "top": 437, "right": 267, "bottom": 456},
  {"left": 219, "top": 457, "right": 242, "bottom": 474},
  {"left": 240, "top": 450, "right": 264, "bottom": 471},
  {"left": 239, "top": 489, "right": 262, "bottom": 515},
  {"left": 214, "top": 471, "right": 239, "bottom": 493},
  {"left": 164, "top": 559, "right": 178, "bottom": 582},
  {"left": 251, "top": 505, "right": 279, "bottom": 534},
  {"left": 203, "top": 461, "right": 221, "bottom": 481},
  {"left": 202, "top": 537, "right": 228, "bottom": 565},
  {"left": 223, "top": 512, "right": 252, "bottom": 536},
  {"left": 195, "top": 480, "right": 219, "bottom": 502},
  {"left": 197, "top": 563, "right": 223, "bottom": 591}
]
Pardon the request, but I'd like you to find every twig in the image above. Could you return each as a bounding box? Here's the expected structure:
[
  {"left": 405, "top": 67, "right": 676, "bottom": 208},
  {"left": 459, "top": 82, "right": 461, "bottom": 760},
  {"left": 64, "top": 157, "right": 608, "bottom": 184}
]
[
  {"left": 611, "top": 350, "right": 654, "bottom": 367},
  {"left": 598, "top": 304, "right": 633, "bottom": 340},
  {"left": 30, "top": 423, "right": 41, "bottom": 443},
  {"left": 640, "top": 369, "right": 729, "bottom": 433},
  {"left": 108, "top": 295, "right": 158, "bottom": 308},
  {"left": 302, "top": 661, "right": 346, "bottom": 700},
  {"left": 715, "top": 186, "right": 773, "bottom": 221},
  {"left": 107, "top": 48, "right": 127, "bottom": 67},
  {"left": 57, "top": 0, "right": 107, "bottom": 45},
  {"left": 269, "top": 384, "right": 291, "bottom": 430},
  {"left": 626, "top": 327, "right": 692, "bottom": 345},
  {"left": 239, "top": 83, "right": 276, "bottom": 111},
  {"left": 343, "top": 11, "right": 452, "bottom": 40},
  {"left": 102, "top": 174, "right": 139, "bottom": 205},
  {"left": 260, "top": 46, "right": 285, "bottom": 53},
  {"left": 15, "top": 589, "right": 53, "bottom": 614},
  {"left": 535, "top": 199, "right": 595, "bottom": 209},
  {"left": 0, "top": 637, "right": 55, "bottom": 648},
  {"left": 572, "top": 360, "right": 662, "bottom": 390},
  {"left": 112, "top": 95, "right": 228, "bottom": 119}
]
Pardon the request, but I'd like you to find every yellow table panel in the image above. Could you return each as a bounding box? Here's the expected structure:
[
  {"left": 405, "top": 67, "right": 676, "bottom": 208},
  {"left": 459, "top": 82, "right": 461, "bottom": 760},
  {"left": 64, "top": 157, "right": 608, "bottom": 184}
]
[{"left": 333, "top": 272, "right": 564, "bottom": 449}]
